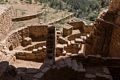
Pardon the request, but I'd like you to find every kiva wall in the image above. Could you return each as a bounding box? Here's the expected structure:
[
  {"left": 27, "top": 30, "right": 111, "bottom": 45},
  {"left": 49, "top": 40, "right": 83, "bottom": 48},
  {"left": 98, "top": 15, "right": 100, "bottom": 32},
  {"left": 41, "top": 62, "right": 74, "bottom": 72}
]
[{"left": 2, "top": 25, "right": 48, "bottom": 50}]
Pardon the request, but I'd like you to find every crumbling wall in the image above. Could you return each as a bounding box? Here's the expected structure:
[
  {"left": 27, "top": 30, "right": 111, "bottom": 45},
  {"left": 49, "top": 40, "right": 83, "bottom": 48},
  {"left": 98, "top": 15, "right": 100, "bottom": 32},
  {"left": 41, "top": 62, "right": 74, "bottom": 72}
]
[
  {"left": 12, "top": 12, "right": 43, "bottom": 21},
  {"left": 23, "top": 41, "right": 46, "bottom": 51},
  {"left": 2, "top": 25, "right": 48, "bottom": 50},
  {"left": 49, "top": 13, "right": 74, "bottom": 25},
  {"left": 68, "top": 21, "right": 93, "bottom": 34},
  {"left": 15, "top": 48, "right": 46, "bottom": 62},
  {"left": 68, "top": 21, "right": 85, "bottom": 31},
  {"left": 3, "top": 27, "right": 29, "bottom": 50},
  {"left": 0, "top": 5, "right": 14, "bottom": 41}
]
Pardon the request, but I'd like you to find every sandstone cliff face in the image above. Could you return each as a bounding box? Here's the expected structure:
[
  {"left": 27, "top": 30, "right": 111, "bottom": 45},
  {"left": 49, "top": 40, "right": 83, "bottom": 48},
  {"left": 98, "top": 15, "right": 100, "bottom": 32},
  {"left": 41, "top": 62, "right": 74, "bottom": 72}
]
[
  {"left": 86, "top": 0, "right": 120, "bottom": 57},
  {"left": 109, "top": 0, "right": 120, "bottom": 12}
]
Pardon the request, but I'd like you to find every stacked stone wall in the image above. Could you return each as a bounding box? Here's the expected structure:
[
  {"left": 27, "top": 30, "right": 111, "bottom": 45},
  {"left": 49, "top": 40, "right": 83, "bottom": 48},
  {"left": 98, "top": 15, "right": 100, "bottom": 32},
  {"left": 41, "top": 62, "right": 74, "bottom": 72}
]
[
  {"left": 0, "top": 6, "right": 14, "bottom": 41},
  {"left": 2, "top": 25, "right": 47, "bottom": 50},
  {"left": 3, "top": 27, "right": 29, "bottom": 50},
  {"left": 29, "top": 25, "right": 47, "bottom": 41}
]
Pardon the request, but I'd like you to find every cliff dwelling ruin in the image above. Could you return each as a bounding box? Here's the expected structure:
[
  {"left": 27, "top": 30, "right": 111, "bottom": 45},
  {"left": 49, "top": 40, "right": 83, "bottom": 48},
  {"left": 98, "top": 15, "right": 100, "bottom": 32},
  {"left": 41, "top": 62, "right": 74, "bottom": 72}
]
[{"left": 0, "top": 0, "right": 120, "bottom": 80}]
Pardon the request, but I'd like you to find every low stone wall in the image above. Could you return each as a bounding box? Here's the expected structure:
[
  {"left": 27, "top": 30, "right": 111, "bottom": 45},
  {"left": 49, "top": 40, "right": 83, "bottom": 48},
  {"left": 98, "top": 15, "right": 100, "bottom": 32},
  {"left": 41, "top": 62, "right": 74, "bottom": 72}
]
[
  {"left": 12, "top": 12, "right": 43, "bottom": 21},
  {"left": 68, "top": 21, "right": 93, "bottom": 34},
  {"left": 15, "top": 46, "right": 46, "bottom": 62},
  {"left": 68, "top": 21, "right": 85, "bottom": 31},
  {"left": 65, "top": 43, "right": 80, "bottom": 54},
  {"left": 23, "top": 41, "right": 46, "bottom": 51},
  {"left": 49, "top": 13, "right": 74, "bottom": 25}
]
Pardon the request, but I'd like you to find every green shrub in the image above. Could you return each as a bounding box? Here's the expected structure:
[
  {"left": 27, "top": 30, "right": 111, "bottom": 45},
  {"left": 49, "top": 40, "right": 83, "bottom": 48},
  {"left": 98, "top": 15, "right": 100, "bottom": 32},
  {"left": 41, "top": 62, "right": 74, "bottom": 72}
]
[{"left": 37, "top": 0, "right": 108, "bottom": 21}]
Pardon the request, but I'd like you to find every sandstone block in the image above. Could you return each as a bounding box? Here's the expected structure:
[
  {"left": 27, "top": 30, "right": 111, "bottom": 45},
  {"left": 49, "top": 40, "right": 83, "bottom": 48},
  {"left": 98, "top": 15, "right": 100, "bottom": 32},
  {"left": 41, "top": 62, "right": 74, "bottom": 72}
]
[
  {"left": 22, "top": 37, "right": 32, "bottom": 47},
  {"left": 68, "top": 21, "right": 85, "bottom": 31},
  {"left": 63, "top": 24, "right": 73, "bottom": 37},
  {"left": 26, "top": 53, "right": 36, "bottom": 60},
  {"left": 56, "top": 44, "right": 64, "bottom": 57},
  {"left": 67, "top": 30, "right": 81, "bottom": 40},
  {"left": 32, "top": 49, "right": 38, "bottom": 54},
  {"left": 38, "top": 47, "right": 43, "bottom": 53},
  {"left": 57, "top": 36, "right": 68, "bottom": 44},
  {"left": 75, "top": 38, "right": 83, "bottom": 43},
  {"left": 65, "top": 43, "right": 79, "bottom": 54}
]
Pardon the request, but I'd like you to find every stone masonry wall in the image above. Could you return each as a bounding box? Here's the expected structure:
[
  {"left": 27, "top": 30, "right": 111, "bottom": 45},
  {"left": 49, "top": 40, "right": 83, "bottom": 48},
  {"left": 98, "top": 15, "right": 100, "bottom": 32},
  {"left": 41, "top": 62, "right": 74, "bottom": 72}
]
[
  {"left": 2, "top": 25, "right": 48, "bottom": 50},
  {"left": 29, "top": 25, "right": 47, "bottom": 41},
  {"left": 0, "top": 5, "right": 14, "bottom": 41},
  {"left": 45, "top": 25, "right": 56, "bottom": 65},
  {"left": 2, "top": 27, "right": 29, "bottom": 50},
  {"left": 68, "top": 21, "right": 85, "bottom": 32}
]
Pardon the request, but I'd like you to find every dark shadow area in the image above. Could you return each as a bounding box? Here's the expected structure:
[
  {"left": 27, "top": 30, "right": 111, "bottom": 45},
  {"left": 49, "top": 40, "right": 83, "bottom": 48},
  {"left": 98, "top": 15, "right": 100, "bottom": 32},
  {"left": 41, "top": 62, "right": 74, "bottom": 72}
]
[
  {"left": 43, "top": 67, "right": 82, "bottom": 80},
  {"left": 1, "top": 55, "right": 120, "bottom": 80},
  {"left": 0, "top": 61, "right": 17, "bottom": 80}
]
